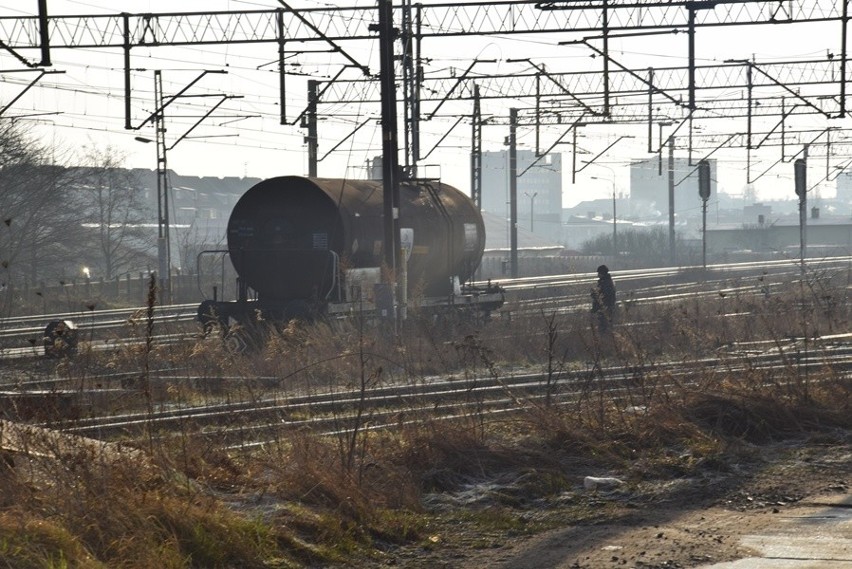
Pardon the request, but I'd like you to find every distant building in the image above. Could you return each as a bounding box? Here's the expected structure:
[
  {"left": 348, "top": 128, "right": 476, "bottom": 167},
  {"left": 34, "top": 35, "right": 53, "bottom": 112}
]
[
  {"left": 743, "top": 203, "right": 773, "bottom": 226},
  {"left": 836, "top": 170, "right": 852, "bottom": 203},
  {"left": 480, "top": 150, "right": 563, "bottom": 244},
  {"left": 630, "top": 157, "right": 717, "bottom": 220},
  {"left": 562, "top": 215, "right": 617, "bottom": 251},
  {"left": 129, "top": 169, "right": 260, "bottom": 232},
  {"left": 126, "top": 168, "right": 261, "bottom": 270},
  {"left": 368, "top": 156, "right": 383, "bottom": 180},
  {"left": 707, "top": 218, "right": 852, "bottom": 256}
]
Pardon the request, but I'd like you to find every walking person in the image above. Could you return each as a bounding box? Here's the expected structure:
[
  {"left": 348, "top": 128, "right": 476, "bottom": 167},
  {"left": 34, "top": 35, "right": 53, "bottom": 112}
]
[{"left": 591, "top": 264, "right": 616, "bottom": 333}]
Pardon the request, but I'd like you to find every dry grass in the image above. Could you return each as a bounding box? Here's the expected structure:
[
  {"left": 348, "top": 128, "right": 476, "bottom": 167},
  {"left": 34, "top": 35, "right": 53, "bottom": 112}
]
[
  {"left": 0, "top": 443, "right": 288, "bottom": 568},
  {"left": 2, "top": 268, "right": 850, "bottom": 566}
]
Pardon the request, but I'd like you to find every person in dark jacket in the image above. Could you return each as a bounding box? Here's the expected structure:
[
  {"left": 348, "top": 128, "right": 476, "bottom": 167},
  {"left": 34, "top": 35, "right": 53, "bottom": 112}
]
[{"left": 591, "top": 264, "right": 616, "bottom": 332}]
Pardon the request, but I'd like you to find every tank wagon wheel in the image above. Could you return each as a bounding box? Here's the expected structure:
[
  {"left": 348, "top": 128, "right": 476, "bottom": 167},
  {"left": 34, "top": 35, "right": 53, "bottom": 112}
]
[
  {"left": 432, "top": 306, "right": 494, "bottom": 332},
  {"left": 476, "top": 309, "right": 494, "bottom": 326},
  {"left": 197, "top": 300, "right": 225, "bottom": 337},
  {"left": 43, "top": 320, "right": 79, "bottom": 358},
  {"left": 223, "top": 328, "right": 249, "bottom": 354},
  {"left": 283, "top": 299, "right": 317, "bottom": 323}
]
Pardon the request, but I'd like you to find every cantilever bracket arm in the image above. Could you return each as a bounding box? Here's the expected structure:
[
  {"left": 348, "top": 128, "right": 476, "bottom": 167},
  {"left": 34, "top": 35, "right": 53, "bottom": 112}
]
[
  {"left": 507, "top": 57, "right": 599, "bottom": 116},
  {"left": 755, "top": 103, "right": 801, "bottom": 148},
  {"left": 653, "top": 114, "right": 693, "bottom": 154},
  {"left": 827, "top": 155, "right": 852, "bottom": 182},
  {"left": 421, "top": 115, "right": 465, "bottom": 159},
  {"left": 0, "top": 0, "right": 51, "bottom": 68},
  {"left": 319, "top": 118, "right": 372, "bottom": 161},
  {"left": 750, "top": 128, "right": 828, "bottom": 184},
  {"left": 520, "top": 114, "right": 586, "bottom": 177},
  {"left": 810, "top": 157, "right": 849, "bottom": 188},
  {"left": 570, "top": 38, "right": 686, "bottom": 111},
  {"left": 576, "top": 135, "right": 633, "bottom": 174},
  {"left": 167, "top": 95, "right": 242, "bottom": 150},
  {"left": 748, "top": 63, "right": 830, "bottom": 117},
  {"left": 291, "top": 65, "right": 352, "bottom": 126},
  {"left": 425, "top": 59, "right": 496, "bottom": 121},
  {"left": 277, "top": 0, "right": 370, "bottom": 76},
  {"left": 0, "top": 39, "right": 40, "bottom": 69},
  {"left": 0, "top": 69, "right": 64, "bottom": 116},
  {"left": 674, "top": 133, "right": 736, "bottom": 187},
  {"left": 133, "top": 69, "right": 227, "bottom": 130}
]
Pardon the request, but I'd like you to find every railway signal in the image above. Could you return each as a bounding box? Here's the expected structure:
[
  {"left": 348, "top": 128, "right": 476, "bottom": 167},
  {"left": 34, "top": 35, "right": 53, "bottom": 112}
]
[
  {"left": 794, "top": 158, "right": 807, "bottom": 198},
  {"left": 795, "top": 156, "right": 807, "bottom": 272},
  {"left": 698, "top": 160, "right": 711, "bottom": 201},
  {"left": 698, "top": 159, "right": 711, "bottom": 269}
]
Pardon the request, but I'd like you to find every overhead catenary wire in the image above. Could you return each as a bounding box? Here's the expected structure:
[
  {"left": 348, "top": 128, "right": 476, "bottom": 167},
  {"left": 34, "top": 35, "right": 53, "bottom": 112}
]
[{"left": 1, "top": 0, "right": 849, "bottom": 194}]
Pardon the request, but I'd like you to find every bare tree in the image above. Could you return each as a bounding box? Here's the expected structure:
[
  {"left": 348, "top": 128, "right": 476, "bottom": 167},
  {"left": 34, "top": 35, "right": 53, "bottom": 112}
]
[
  {"left": 74, "top": 145, "right": 152, "bottom": 280},
  {"left": 581, "top": 227, "right": 693, "bottom": 267},
  {"left": 0, "top": 122, "right": 85, "bottom": 297}
]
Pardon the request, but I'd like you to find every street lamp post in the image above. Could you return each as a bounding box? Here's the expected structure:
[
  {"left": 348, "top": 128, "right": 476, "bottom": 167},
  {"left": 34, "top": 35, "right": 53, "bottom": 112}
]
[
  {"left": 524, "top": 191, "right": 538, "bottom": 232},
  {"left": 611, "top": 189, "right": 616, "bottom": 257},
  {"left": 591, "top": 175, "right": 617, "bottom": 257}
]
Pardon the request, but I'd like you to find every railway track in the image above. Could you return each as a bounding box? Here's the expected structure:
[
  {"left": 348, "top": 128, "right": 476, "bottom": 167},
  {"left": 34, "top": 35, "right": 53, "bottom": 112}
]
[
  {"left": 0, "top": 255, "right": 845, "bottom": 381},
  {"left": 0, "top": 254, "right": 843, "bottom": 457},
  {"left": 0, "top": 303, "right": 199, "bottom": 347},
  {"left": 3, "top": 256, "right": 847, "bottom": 359},
  {"left": 36, "top": 333, "right": 852, "bottom": 450}
]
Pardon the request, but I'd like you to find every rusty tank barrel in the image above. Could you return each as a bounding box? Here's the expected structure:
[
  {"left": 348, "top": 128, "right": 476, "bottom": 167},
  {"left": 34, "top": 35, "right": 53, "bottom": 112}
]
[{"left": 226, "top": 176, "right": 486, "bottom": 301}]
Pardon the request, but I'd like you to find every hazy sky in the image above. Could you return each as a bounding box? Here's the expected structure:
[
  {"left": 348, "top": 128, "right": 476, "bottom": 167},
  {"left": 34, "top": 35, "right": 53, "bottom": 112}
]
[{"left": 1, "top": 0, "right": 848, "bottom": 206}]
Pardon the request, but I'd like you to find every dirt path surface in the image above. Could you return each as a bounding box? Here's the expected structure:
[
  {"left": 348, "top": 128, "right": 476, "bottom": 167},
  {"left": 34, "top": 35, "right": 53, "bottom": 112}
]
[
  {"left": 365, "top": 435, "right": 851, "bottom": 569},
  {"left": 465, "top": 496, "right": 851, "bottom": 569}
]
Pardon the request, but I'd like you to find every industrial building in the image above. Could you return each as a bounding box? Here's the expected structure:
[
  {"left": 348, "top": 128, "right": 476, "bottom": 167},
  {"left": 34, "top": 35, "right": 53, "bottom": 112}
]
[
  {"left": 480, "top": 150, "right": 563, "bottom": 244},
  {"left": 629, "top": 157, "right": 717, "bottom": 220}
]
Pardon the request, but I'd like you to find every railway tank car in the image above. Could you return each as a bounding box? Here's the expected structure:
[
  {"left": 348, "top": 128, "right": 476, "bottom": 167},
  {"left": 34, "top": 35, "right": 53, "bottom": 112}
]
[{"left": 198, "top": 176, "right": 503, "bottom": 330}]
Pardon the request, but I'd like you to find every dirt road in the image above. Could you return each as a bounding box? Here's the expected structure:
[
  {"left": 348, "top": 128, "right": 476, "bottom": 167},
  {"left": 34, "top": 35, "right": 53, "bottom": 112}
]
[{"left": 367, "top": 435, "right": 851, "bottom": 569}]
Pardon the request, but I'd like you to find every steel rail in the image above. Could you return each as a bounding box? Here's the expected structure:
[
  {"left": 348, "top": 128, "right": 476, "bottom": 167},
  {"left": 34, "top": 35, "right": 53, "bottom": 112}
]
[
  {"left": 220, "top": 346, "right": 852, "bottom": 450},
  {"left": 46, "top": 338, "right": 852, "bottom": 445},
  {"left": 1, "top": 256, "right": 845, "bottom": 340},
  {"left": 0, "top": 257, "right": 845, "bottom": 367}
]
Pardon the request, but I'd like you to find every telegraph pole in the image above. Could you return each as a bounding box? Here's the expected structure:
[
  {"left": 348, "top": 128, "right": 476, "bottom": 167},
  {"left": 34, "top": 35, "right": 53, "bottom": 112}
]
[
  {"left": 668, "top": 135, "right": 676, "bottom": 266},
  {"left": 37, "top": 0, "right": 51, "bottom": 66},
  {"left": 377, "top": 0, "right": 401, "bottom": 279},
  {"left": 304, "top": 79, "right": 318, "bottom": 177},
  {"left": 698, "top": 159, "right": 711, "bottom": 269},
  {"left": 400, "top": 0, "right": 421, "bottom": 178},
  {"left": 471, "top": 84, "right": 482, "bottom": 210},
  {"left": 153, "top": 70, "right": 171, "bottom": 305},
  {"left": 133, "top": 69, "right": 232, "bottom": 305},
  {"left": 508, "top": 108, "right": 519, "bottom": 278},
  {"left": 795, "top": 151, "right": 808, "bottom": 273}
]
